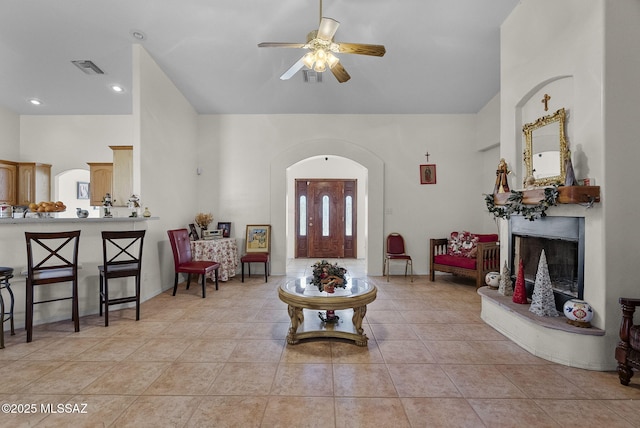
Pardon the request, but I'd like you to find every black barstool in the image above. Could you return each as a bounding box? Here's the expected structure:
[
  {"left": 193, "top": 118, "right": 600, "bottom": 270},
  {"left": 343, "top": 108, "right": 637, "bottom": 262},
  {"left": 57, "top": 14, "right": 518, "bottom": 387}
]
[{"left": 0, "top": 267, "right": 16, "bottom": 349}]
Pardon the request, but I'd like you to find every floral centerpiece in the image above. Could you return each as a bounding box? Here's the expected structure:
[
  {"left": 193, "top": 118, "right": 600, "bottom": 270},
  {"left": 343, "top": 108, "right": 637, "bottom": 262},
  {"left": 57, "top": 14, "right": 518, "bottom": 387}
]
[
  {"left": 194, "top": 212, "right": 214, "bottom": 230},
  {"left": 310, "top": 260, "right": 348, "bottom": 293}
]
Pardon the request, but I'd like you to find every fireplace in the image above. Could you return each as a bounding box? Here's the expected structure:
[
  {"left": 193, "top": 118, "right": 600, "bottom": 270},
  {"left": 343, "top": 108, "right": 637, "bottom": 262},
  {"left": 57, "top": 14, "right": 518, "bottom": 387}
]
[{"left": 509, "top": 216, "right": 584, "bottom": 310}]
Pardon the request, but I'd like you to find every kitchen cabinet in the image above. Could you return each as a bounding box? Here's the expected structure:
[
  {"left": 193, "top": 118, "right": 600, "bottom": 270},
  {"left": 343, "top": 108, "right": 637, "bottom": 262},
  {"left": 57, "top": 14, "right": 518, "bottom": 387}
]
[
  {"left": 87, "top": 162, "right": 113, "bottom": 206},
  {"left": 0, "top": 160, "right": 18, "bottom": 205},
  {"left": 110, "top": 145, "right": 132, "bottom": 207},
  {"left": 17, "top": 162, "right": 51, "bottom": 206}
]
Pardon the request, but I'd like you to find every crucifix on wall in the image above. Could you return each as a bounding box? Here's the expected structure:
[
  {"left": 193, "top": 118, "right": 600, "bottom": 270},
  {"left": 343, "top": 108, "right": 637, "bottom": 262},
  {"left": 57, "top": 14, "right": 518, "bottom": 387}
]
[{"left": 541, "top": 93, "right": 551, "bottom": 111}]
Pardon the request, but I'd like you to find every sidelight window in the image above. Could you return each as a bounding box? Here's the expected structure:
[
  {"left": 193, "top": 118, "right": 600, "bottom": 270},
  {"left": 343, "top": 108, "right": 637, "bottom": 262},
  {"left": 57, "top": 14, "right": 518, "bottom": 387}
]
[
  {"left": 299, "top": 196, "right": 306, "bottom": 236},
  {"left": 345, "top": 196, "right": 352, "bottom": 236},
  {"left": 322, "top": 195, "right": 329, "bottom": 236}
]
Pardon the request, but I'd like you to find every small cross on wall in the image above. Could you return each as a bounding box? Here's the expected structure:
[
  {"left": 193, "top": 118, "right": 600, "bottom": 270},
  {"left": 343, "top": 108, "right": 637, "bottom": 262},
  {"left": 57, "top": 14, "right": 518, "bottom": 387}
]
[
  {"left": 541, "top": 94, "right": 551, "bottom": 111},
  {"left": 424, "top": 151, "right": 430, "bottom": 162}
]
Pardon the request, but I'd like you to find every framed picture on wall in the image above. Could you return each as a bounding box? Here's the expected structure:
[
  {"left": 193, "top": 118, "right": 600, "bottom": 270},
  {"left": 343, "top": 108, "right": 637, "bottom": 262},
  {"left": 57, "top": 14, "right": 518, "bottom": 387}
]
[
  {"left": 217, "top": 222, "right": 231, "bottom": 238},
  {"left": 419, "top": 164, "right": 437, "bottom": 185},
  {"left": 77, "top": 182, "right": 90, "bottom": 199},
  {"left": 245, "top": 224, "right": 271, "bottom": 253}
]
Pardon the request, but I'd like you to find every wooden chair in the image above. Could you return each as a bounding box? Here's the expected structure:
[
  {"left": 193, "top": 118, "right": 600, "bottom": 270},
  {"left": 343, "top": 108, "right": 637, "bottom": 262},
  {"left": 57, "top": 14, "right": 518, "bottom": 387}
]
[
  {"left": 167, "top": 228, "right": 219, "bottom": 298},
  {"left": 24, "top": 230, "right": 81, "bottom": 342},
  {"left": 98, "top": 230, "right": 146, "bottom": 327},
  {"left": 241, "top": 253, "right": 269, "bottom": 282},
  {"left": 383, "top": 233, "right": 413, "bottom": 282},
  {"left": 0, "top": 267, "right": 16, "bottom": 349},
  {"left": 616, "top": 297, "right": 640, "bottom": 385}
]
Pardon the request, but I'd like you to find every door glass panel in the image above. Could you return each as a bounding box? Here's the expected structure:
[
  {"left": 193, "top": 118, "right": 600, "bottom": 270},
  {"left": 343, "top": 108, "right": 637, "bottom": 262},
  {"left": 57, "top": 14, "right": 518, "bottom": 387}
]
[
  {"left": 299, "top": 195, "right": 306, "bottom": 236},
  {"left": 345, "top": 196, "right": 352, "bottom": 236},
  {"left": 322, "top": 195, "right": 329, "bottom": 236}
]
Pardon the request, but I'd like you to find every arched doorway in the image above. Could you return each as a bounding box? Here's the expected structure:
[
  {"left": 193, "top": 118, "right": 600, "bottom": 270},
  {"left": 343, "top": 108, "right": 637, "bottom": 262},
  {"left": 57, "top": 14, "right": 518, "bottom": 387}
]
[
  {"left": 54, "top": 168, "right": 95, "bottom": 218},
  {"left": 287, "top": 156, "right": 366, "bottom": 259},
  {"left": 270, "top": 139, "right": 384, "bottom": 276}
]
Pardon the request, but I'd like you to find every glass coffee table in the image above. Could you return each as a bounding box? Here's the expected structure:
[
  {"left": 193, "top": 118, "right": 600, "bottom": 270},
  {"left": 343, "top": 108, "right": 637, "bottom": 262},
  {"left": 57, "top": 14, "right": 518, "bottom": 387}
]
[{"left": 278, "top": 277, "right": 377, "bottom": 346}]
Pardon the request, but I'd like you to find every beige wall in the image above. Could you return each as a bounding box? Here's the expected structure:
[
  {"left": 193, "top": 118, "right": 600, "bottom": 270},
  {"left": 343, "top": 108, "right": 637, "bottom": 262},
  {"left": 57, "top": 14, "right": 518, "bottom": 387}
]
[
  {"left": 197, "top": 113, "right": 488, "bottom": 275},
  {"left": 0, "top": 106, "right": 20, "bottom": 160}
]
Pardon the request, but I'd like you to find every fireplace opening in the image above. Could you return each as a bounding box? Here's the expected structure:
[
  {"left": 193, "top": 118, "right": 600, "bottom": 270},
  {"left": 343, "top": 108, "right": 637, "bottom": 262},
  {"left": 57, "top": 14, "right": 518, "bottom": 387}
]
[{"left": 509, "top": 216, "right": 584, "bottom": 311}]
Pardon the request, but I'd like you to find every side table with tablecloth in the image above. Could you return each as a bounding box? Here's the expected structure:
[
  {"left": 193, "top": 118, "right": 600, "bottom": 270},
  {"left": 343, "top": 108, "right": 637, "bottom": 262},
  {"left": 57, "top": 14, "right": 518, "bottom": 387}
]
[{"left": 190, "top": 238, "right": 239, "bottom": 282}]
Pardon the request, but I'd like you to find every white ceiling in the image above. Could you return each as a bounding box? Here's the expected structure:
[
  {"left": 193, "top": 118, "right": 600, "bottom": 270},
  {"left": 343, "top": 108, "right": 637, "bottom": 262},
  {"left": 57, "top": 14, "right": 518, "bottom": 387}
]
[{"left": 0, "top": 0, "right": 520, "bottom": 116}]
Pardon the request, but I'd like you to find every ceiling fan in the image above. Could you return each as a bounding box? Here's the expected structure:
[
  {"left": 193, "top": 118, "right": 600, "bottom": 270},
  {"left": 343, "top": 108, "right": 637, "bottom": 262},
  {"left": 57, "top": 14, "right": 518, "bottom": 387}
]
[{"left": 258, "top": 0, "right": 386, "bottom": 83}]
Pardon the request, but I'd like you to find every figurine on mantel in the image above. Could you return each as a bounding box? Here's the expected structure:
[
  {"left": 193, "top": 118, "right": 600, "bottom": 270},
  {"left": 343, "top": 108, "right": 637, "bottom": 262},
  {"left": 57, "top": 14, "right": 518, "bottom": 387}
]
[
  {"left": 524, "top": 175, "right": 536, "bottom": 190},
  {"left": 564, "top": 151, "right": 577, "bottom": 186},
  {"left": 493, "top": 158, "right": 511, "bottom": 194}
]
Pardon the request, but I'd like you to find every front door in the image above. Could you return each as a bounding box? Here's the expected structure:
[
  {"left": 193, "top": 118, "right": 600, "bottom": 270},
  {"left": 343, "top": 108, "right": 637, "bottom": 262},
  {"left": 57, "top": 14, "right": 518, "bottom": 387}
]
[{"left": 295, "top": 179, "right": 356, "bottom": 258}]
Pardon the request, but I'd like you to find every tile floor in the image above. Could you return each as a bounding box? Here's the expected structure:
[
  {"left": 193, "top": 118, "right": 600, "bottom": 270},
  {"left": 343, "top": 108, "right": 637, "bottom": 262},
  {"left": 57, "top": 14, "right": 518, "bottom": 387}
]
[{"left": 1, "top": 259, "right": 640, "bottom": 427}]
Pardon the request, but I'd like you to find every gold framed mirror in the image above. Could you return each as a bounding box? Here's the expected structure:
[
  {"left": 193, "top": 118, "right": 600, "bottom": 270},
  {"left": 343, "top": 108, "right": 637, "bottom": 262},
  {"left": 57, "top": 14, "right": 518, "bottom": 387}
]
[{"left": 523, "top": 107, "right": 568, "bottom": 186}]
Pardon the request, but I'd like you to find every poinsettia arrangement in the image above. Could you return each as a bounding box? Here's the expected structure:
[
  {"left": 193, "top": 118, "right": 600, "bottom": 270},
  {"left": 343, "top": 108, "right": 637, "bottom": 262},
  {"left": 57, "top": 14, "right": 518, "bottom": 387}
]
[{"left": 310, "top": 260, "right": 348, "bottom": 292}]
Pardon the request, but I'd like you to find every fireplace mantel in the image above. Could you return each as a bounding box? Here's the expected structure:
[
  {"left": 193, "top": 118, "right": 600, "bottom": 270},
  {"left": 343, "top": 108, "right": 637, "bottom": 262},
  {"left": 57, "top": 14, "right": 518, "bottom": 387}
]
[{"left": 493, "top": 185, "right": 600, "bottom": 205}]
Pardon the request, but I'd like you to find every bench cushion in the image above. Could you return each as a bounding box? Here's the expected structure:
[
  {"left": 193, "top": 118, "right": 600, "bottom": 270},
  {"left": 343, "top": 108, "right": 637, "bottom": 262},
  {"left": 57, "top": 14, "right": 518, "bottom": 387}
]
[{"left": 434, "top": 254, "right": 477, "bottom": 270}]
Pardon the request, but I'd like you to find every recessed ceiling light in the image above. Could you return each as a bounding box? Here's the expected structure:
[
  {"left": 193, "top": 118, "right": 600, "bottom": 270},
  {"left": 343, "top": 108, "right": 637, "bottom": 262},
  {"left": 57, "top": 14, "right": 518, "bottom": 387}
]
[
  {"left": 111, "top": 85, "right": 125, "bottom": 93},
  {"left": 130, "top": 30, "right": 146, "bottom": 41},
  {"left": 28, "top": 98, "right": 42, "bottom": 106}
]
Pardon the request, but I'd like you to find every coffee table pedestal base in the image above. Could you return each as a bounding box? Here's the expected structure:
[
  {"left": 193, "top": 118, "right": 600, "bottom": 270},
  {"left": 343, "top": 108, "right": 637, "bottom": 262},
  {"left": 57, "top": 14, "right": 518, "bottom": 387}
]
[{"left": 286, "top": 306, "right": 369, "bottom": 346}]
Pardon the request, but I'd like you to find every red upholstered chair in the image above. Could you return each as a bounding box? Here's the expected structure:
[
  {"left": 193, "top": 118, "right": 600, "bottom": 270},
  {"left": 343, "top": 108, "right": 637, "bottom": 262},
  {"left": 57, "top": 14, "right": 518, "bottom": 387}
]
[
  {"left": 383, "top": 233, "right": 413, "bottom": 282},
  {"left": 167, "top": 229, "right": 219, "bottom": 298},
  {"left": 241, "top": 253, "right": 269, "bottom": 282},
  {"left": 25, "top": 230, "right": 81, "bottom": 342}
]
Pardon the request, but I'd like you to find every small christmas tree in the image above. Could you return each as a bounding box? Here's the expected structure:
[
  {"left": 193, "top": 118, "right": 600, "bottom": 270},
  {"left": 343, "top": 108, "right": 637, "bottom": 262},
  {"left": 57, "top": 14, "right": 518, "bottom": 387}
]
[
  {"left": 529, "top": 250, "right": 559, "bottom": 317},
  {"left": 498, "top": 261, "right": 513, "bottom": 296},
  {"left": 512, "top": 259, "right": 528, "bottom": 304}
]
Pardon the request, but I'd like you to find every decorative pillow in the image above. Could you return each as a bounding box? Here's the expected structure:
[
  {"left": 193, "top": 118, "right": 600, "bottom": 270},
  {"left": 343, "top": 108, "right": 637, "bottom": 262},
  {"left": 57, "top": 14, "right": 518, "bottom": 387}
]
[{"left": 447, "top": 231, "right": 479, "bottom": 258}]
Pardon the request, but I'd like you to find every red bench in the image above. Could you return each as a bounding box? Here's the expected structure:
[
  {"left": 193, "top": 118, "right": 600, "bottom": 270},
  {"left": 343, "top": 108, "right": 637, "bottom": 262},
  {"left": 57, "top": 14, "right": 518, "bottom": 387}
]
[{"left": 429, "top": 232, "right": 499, "bottom": 289}]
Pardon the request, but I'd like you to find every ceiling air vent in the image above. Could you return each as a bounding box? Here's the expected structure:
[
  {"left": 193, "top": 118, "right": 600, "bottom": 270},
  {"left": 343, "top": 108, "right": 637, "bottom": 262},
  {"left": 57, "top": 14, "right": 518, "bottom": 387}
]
[
  {"left": 303, "top": 70, "right": 322, "bottom": 83},
  {"left": 71, "top": 60, "right": 104, "bottom": 75}
]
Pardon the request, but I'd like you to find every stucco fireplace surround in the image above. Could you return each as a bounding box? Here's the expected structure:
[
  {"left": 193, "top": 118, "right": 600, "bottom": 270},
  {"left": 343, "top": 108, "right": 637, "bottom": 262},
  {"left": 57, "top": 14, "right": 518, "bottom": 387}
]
[{"left": 479, "top": 210, "right": 608, "bottom": 370}]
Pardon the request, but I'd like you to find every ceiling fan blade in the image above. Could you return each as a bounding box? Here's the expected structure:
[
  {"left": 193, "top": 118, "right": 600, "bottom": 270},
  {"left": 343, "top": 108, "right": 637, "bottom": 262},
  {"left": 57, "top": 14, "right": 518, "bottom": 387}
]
[
  {"left": 317, "top": 17, "right": 340, "bottom": 40},
  {"left": 280, "top": 57, "right": 306, "bottom": 80},
  {"left": 258, "top": 42, "right": 306, "bottom": 48},
  {"left": 337, "top": 43, "right": 386, "bottom": 57},
  {"left": 330, "top": 61, "right": 351, "bottom": 83}
]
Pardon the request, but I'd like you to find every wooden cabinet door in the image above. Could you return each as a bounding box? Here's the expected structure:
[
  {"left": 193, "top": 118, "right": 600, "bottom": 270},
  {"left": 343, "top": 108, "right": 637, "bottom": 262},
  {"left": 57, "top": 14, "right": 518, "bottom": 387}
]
[
  {"left": 17, "top": 162, "right": 51, "bottom": 205},
  {"left": 111, "top": 145, "right": 132, "bottom": 207},
  {"left": 0, "top": 160, "right": 17, "bottom": 205},
  {"left": 88, "top": 163, "right": 113, "bottom": 206}
]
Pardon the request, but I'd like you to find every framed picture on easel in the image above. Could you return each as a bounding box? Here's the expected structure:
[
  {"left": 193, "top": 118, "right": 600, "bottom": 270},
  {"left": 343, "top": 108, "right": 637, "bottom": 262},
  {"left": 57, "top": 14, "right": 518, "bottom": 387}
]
[
  {"left": 245, "top": 224, "right": 271, "bottom": 253},
  {"left": 420, "top": 164, "right": 437, "bottom": 184}
]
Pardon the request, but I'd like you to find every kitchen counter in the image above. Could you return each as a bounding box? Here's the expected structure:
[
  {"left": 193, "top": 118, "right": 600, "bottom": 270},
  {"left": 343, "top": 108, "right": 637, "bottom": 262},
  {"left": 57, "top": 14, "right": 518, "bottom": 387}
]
[
  {"left": 0, "top": 216, "right": 158, "bottom": 225},
  {"left": 0, "top": 215, "right": 160, "bottom": 333}
]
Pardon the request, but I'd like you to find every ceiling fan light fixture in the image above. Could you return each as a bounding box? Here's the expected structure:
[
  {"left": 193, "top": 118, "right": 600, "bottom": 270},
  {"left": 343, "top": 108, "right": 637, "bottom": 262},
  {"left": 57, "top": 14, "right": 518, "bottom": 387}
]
[{"left": 303, "top": 52, "right": 315, "bottom": 69}]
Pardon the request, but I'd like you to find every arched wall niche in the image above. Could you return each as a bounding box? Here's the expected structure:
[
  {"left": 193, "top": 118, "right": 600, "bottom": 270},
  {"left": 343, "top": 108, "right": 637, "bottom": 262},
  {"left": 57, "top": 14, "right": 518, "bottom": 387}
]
[{"left": 514, "top": 75, "right": 574, "bottom": 186}]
